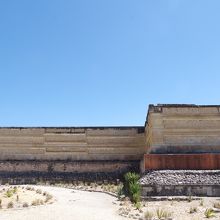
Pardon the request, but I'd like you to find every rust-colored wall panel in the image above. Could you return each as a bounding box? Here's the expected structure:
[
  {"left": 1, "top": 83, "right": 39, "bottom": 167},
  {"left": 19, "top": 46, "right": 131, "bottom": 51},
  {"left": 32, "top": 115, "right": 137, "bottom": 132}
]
[{"left": 144, "top": 153, "right": 220, "bottom": 170}]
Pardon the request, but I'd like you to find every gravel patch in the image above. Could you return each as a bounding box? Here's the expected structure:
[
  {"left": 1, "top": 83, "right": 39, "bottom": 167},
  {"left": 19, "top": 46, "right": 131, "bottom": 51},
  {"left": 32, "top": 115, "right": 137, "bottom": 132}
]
[{"left": 139, "top": 170, "right": 220, "bottom": 185}]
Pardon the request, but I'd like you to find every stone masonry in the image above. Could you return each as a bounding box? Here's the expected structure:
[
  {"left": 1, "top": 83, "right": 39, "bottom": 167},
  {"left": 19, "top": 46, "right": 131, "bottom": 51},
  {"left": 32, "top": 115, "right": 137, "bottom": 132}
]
[{"left": 145, "top": 104, "right": 220, "bottom": 154}]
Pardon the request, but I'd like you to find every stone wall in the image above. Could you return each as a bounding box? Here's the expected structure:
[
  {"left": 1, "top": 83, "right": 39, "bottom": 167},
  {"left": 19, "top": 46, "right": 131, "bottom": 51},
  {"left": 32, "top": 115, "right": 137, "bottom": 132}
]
[
  {"left": 0, "top": 127, "right": 145, "bottom": 180},
  {"left": 0, "top": 127, "right": 145, "bottom": 160},
  {"left": 141, "top": 185, "right": 220, "bottom": 197},
  {"left": 3, "top": 104, "right": 220, "bottom": 184},
  {"left": 0, "top": 160, "right": 140, "bottom": 184},
  {"left": 145, "top": 104, "right": 220, "bottom": 154}
]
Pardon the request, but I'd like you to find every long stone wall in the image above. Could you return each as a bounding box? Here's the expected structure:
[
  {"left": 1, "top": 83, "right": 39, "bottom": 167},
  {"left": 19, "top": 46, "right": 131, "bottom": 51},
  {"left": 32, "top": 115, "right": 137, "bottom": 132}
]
[
  {"left": 0, "top": 127, "right": 144, "bottom": 160},
  {"left": 0, "top": 127, "right": 145, "bottom": 161},
  {"left": 0, "top": 127, "right": 145, "bottom": 180},
  {"left": 3, "top": 104, "right": 220, "bottom": 185},
  {"left": 145, "top": 104, "right": 220, "bottom": 154}
]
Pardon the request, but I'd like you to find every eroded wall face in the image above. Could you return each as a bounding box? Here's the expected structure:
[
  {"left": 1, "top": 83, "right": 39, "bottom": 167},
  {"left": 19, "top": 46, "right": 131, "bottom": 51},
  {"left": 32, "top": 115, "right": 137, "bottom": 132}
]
[
  {"left": 0, "top": 127, "right": 145, "bottom": 160},
  {"left": 146, "top": 106, "right": 220, "bottom": 153}
]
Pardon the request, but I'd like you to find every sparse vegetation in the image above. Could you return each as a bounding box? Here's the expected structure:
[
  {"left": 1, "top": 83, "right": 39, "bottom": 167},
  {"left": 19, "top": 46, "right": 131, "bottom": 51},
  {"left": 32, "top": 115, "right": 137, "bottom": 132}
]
[
  {"left": 7, "top": 201, "right": 14, "bottom": 209},
  {"left": 31, "top": 199, "right": 44, "bottom": 206},
  {"left": 134, "top": 201, "right": 141, "bottom": 210},
  {"left": 26, "top": 186, "right": 31, "bottom": 191},
  {"left": 156, "top": 208, "right": 165, "bottom": 219},
  {"left": 189, "top": 206, "right": 198, "bottom": 214},
  {"left": 0, "top": 186, "right": 53, "bottom": 210},
  {"left": 124, "top": 172, "right": 141, "bottom": 204},
  {"left": 13, "top": 186, "right": 18, "bottom": 194},
  {"left": 36, "top": 189, "right": 42, "bottom": 194},
  {"left": 200, "top": 199, "right": 204, "bottom": 206},
  {"left": 213, "top": 202, "right": 220, "bottom": 209},
  {"left": 23, "top": 202, "right": 29, "bottom": 207},
  {"left": 156, "top": 208, "right": 172, "bottom": 219},
  {"left": 187, "top": 195, "right": 193, "bottom": 203},
  {"left": 117, "top": 184, "right": 124, "bottom": 198},
  {"left": 45, "top": 194, "right": 53, "bottom": 203},
  {"left": 5, "top": 189, "right": 13, "bottom": 198},
  {"left": 204, "top": 208, "right": 215, "bottom": 218},
  {"left": 1, "top": 182, "right": 220, "bottom": 220},
  {"left": 144, "top": 210, "right": 154, "bottom": 220}
]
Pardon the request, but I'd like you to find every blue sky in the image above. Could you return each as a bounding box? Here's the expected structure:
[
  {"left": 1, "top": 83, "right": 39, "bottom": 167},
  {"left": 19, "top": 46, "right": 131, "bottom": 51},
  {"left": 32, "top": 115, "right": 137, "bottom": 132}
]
[{"left": 0, "top": 0, "right": 220, "bottom": 126}]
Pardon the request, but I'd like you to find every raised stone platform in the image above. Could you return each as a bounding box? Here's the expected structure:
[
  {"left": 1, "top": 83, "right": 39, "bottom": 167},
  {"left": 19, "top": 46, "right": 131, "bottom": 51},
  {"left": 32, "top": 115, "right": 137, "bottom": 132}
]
[{"left": 140, "top": 170, "right": 220, "bottom": 197}]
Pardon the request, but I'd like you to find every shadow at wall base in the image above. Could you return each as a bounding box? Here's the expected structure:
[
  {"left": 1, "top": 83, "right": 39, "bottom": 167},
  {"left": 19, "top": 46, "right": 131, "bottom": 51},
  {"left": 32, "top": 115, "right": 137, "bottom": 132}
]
[
  {"left": 0, "top": 160, "right": 140, "bottom": 184},
  {"left": 141, "top": 185, "right": 220, "bottom": 197}
]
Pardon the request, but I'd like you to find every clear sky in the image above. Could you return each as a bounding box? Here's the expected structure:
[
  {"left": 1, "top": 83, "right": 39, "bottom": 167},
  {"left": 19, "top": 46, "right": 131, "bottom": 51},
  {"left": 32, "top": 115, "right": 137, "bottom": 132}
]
[{"left": 0, "top": 0, "right": 220, "bottom": 126}]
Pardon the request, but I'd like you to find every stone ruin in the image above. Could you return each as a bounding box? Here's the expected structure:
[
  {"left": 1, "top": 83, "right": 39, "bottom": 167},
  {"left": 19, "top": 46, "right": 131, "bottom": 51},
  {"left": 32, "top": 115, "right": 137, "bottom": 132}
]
[
  {"left": 140, "top": 104, "right": 220, "bottom": 197},
  {"left": 1, "top": 104, "right": 220, "bottom": 196}
]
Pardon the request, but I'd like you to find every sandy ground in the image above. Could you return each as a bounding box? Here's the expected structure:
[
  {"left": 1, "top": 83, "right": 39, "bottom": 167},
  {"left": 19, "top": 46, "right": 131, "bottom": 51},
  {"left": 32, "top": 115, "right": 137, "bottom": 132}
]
[
  {"left": 0, "top": 186, "right": 127, "bottom": 220},
  {"left": 141, "top": 198, "right": 220, "bottom": 220},
  {"left": 0, "top": 186, "right": 51, "bottom": 209},
  {"left": 1, "top": 185, "right": 220, "bottom": 220}
]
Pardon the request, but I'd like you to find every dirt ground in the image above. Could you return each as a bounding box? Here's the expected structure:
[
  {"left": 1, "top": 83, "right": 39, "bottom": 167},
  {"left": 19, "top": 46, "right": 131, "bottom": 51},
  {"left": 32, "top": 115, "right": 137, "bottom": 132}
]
[
  {"left": 141, "top": 198, "right": 220, "bottom": 220},
  {"left": 0, "top": 185, "right": 53, "bottom": 209},
  {"left": 1, "top": 185, "right": 220, "bottom": 220},
  {"left": 119, "top": 196, "right": 220, "bottom": 220},
  {"left": 0, "top": 185, "right": 127, "bottom": 220}
]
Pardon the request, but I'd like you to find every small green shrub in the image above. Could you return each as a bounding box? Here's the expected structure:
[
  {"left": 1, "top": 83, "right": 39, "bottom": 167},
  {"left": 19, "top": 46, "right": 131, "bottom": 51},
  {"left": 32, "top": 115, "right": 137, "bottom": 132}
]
[
  {"left": 189, "top": 206, "right": 197, "bottom": 214},
  {"left": 31, "top": 199, "right": 43, "bottom": 206},
  {"left": 156, "top": 208, "right": 172, "bottom": 219},
  {"left": 45, "top": 194, "right": 53, "bottom": 203},
  {"left": 40, "top": 199, "right": 44, "bottom": 205},
  {"left": 204, "top": 208, "right": 215, "bottom": 218},
  {"left": 187, "top": 195, "right": 193, "bottom": 202},
  {"left": 23, "top": 202, "right": 29, "bottom": 207},
  {"left": 5, "top": 190, "right": 13, "bottom": 198},
  {"left": 132, "top": 192, "right": 141, "bottom": 203},
  {"left": 31, "top": 200, "right": 38, "bottom": 206},
  {"left": 134, "top": 201, "right": 141, "bottom": 210},
  {"left": 7, "top": 201, "right": 13, "bottom": 209},
  {"left": 156, "top": 208, "right": 164, "bottom": 219},
  {"left": 144, "top": 210, "right": 154, "bottom": 220},
  {"left": 124, "top": 172, "right": 140, "bottom": 191},
  {"left": 36, "top": 189, "right": 42, "bottom": 194},
  {"left": 200, "top": 199, "right": 204, "bottom": 206},
  {"left": 13, "top": 186, "right": 18, "bottom": 194},
  {"left": 124, "top": 172, "right": 140, "bottom": 204},
  {"left": 117, "top": 184, "right": 124, "bottom": 198},
  {"left": 213, "top": 202, "right": 220, "bottom": 209},
  {"left": 163, "top": 210, "right": 172, "bottom": 219}
]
